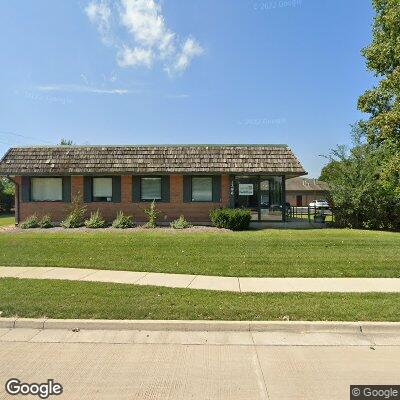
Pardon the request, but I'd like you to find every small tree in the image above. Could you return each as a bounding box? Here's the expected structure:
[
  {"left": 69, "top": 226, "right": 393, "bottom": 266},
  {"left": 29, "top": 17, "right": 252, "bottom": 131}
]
[{"left": 144, "top": 200, "right": 161, "bottom": 228}]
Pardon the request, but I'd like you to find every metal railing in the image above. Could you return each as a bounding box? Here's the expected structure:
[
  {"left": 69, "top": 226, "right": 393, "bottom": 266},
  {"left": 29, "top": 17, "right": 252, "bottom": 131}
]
[{"left": 287, "top": 206, "right": 334, "bottom": 223}]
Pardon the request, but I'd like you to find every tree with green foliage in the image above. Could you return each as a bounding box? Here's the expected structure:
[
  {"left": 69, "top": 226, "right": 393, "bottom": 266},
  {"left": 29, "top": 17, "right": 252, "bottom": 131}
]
[
  {"left": 319, "top": 160, "right": 340, "bottom": 182},
  {"left": 0, "top": 178, "right": 14, "bottom": 213},
  {"left": 59, "top": 139, "right": 74, "bottom": 145},
  {"left": 357, "top": 0, "right": 400, "bottom": 198},
  {"left": 325, "top": 126, "right": 400, "bottom": 230}
]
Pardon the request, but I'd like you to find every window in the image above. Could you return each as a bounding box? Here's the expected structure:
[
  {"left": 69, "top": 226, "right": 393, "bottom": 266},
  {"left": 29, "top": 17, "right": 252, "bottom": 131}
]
[
  {"left": 92, "top": 177, "right": 112, "bottom": 202},
  {"left": 141, "top": 177, "right": 162, "bottom": 200},
  {"left": 192, "top": 177, "right": 212, "bottom": 202},
  {"left": 31, "top": 178, "right": 63, "bottom": 201}
]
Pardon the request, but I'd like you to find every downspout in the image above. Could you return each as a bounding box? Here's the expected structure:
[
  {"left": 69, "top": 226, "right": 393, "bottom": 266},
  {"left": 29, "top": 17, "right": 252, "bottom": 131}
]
[{"left": 7, "top": 176, "right": 19, "bottom": 225}]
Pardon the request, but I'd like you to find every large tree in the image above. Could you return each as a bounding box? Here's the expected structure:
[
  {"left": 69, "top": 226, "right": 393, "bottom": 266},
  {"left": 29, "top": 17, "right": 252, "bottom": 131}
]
[
  {"left": 358, "top": 0, "right": 400, "bottom": 198},
  {"left": 325, "top": 126, "right": 400, "bottom": 230},
  {"left": 358, "top": 0, "right": 400, "bottom": 144}
]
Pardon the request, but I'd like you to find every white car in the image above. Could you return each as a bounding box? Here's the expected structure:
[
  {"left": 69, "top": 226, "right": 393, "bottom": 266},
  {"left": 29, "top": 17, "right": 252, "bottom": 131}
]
[{"left": 309, "top": 200, "right": 329, "bottom": 209}]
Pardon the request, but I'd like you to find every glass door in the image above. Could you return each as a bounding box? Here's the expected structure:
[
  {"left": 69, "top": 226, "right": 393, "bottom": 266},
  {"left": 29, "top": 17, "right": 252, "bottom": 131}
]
[
  {"left": 234, "top": 177, "right": 259, "bottom": 221},
  {"left": 260, "top": 177, "right": 283, "bottom": 221}
]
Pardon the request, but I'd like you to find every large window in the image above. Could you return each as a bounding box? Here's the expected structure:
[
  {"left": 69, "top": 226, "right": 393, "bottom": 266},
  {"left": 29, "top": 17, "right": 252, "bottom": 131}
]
[
  {"left": 92, "top": 177, "right": 112, "bottom": 202},
  {"left": 31, "top": 178, "right": 63, "bottom": 201},
  {"left": 192, "top": 177, "right": 212, "bottom": 202},
  {"left": 141, "top": 177, "right": 162, "bottom": 201}
]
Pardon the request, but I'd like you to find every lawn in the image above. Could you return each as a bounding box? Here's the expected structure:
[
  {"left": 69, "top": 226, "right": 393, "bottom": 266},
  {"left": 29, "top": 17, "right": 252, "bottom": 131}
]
[
  {"left": 0, "top": 228, "right": 399, "bottom": 277},
  {"left": 1, "top": 278, "right": 400, "bottom": 321},
  {"left": 0, "top": 214, "right": 14, "bottom": 227}
]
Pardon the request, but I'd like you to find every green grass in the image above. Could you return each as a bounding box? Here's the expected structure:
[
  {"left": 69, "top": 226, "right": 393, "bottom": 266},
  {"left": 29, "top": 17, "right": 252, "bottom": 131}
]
[
  {"left": 0, "top": 214, "right": 14, "bottom": 227},
  {"left": 0, "top": 229, "right": 399, "bottom": 277},
  {"left": 1, "top": 278, "right": 399, "bottom": 321}
]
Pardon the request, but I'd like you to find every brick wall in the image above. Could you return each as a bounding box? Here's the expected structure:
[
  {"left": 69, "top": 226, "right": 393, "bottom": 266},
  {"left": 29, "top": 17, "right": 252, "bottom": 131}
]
[{"left": 16, "top": 175, "right": 230, "bottom": 224}]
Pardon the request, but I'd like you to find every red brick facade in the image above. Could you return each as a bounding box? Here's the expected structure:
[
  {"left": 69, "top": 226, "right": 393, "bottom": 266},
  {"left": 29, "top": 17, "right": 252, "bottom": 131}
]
[{"left": 15, "top": 175, "right": 231, "bottom": 224}]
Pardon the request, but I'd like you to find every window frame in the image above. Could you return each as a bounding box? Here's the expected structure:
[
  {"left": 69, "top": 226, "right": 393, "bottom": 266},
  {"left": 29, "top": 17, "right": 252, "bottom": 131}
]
[
  {"left": 140, "top": 176, "right": 163, "bottom": 202},
  {"left": 92, "top": 176, "right": 113, "bottom": 203},
  {"left": 191, "top": 176, "right": 213, "bottom": 202},
  {"left": 30, "top": 177, "right": 63, "bottom": 202}
]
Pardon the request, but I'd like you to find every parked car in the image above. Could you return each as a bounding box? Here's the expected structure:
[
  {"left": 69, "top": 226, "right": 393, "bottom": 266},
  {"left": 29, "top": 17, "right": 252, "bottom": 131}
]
[{"left": 309, "top": 199, "right": 329, "bottom": 209}]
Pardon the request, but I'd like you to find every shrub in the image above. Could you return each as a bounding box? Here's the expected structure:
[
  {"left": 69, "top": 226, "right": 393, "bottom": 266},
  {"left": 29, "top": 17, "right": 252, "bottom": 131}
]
[
  {"left": 20, "top": 214, "right": 39, "bottom": 229},
  {"left": 39, "top": 215, "right": 53, "bottom": 229},
  {"left": 170, "top": 215, "right": 192, "bottom": 229},
  {"left": 210, "top": 208, "right": 251, "bottom": 231},
  {"left": 112, "top": 212, "right": 135, "bottom": 229},
  {"left": 144, "top": 200, "right": 161, "bottom": 228},
  {"left": 61, "top": 194, "right": 87, "bottom": 228},
  {"left": 84, "top": 209, "right": 107, "bottom": 229}
]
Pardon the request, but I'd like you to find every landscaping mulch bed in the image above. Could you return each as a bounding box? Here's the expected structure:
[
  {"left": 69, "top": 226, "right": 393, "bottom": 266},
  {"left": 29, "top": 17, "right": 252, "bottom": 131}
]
[{"left": 0, "top": 225, "right": 231, "bottom": 234}]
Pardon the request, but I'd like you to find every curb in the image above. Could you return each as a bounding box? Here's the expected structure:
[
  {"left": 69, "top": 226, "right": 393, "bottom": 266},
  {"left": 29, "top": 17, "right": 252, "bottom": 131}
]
[{"left": 1, "top": 318, "right": 400, "bottom": 333}]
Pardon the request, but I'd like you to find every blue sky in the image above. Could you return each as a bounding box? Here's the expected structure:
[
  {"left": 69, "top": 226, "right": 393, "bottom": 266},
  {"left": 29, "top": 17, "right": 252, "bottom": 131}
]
[{"left": 0, "top": 0, "right": 375, "bottom": 177}]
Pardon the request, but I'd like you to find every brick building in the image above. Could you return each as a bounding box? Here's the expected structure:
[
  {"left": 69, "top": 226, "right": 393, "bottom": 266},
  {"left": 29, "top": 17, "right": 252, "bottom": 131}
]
[
  {"left": 0, "top": 145, "right": 306, "bottom": 224},
  {"left": 285, "top": 177, "right": 329, "bottom": 207}
]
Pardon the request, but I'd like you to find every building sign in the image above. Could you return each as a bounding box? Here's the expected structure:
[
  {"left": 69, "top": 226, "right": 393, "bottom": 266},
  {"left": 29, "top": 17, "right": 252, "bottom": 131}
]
[{"left": 239, "top": 183, "right": 254, "bottom": 196}]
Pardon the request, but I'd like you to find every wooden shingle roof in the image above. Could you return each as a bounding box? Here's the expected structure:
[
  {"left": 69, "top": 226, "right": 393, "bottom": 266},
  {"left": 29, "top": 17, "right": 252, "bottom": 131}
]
[{"left": 0, "top": 145, "right": 306, "bottom": 176}]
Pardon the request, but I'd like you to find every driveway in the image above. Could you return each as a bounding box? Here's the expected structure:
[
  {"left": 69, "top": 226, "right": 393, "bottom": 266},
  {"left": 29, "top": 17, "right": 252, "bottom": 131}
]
[{"left": 0, "top": 327, "right": 399, "bottom": 399}]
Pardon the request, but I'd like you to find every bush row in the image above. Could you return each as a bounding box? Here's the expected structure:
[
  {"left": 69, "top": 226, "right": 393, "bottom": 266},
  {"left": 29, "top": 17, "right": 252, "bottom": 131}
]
[{"left": 20, "top": 196, "right": 252, "bottom": 231}]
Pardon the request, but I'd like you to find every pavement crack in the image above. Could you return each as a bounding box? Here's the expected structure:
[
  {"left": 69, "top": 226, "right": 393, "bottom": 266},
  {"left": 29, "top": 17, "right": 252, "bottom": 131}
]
[
  {"left": 251, "top": 331, "right": 270, "bottom": 400},
  {"left": 133, "top": 272, "right": 149, "bottom": 284},
  {"left": 186, "top": 276, "right": 197, "bottom": 288}
]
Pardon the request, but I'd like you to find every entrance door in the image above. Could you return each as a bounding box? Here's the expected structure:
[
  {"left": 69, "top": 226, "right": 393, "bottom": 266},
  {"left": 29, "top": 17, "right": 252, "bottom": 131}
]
[
  {"left": 233, "top": 176, "right": 284, "bottom": 222},
  {"left": 296, "top": 195, "right": 302, "bottom": 207},
  {"left": 260, "top": 177, "right": 283, "bottom": 221},
  {"left": 234, "top": 177, "right": 259, "bottom": 220}
]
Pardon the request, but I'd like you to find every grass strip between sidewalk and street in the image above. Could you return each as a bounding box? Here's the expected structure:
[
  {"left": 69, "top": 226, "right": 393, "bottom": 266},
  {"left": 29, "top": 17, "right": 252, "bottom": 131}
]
[
  {"left": 0, "top": 229, "right": 399, "bottom": 277},
  {"left": 1, "top": 278, "right": 400, "bottom": 321}
]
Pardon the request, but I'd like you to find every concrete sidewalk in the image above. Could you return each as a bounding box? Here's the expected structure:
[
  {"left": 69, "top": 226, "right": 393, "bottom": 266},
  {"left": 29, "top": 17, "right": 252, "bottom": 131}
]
[
  {"left": 1, "top": 322, "right": 400, "bottom": 399},
  {"left": 2, "top": 266, "right": 400, "bottom": 293}
]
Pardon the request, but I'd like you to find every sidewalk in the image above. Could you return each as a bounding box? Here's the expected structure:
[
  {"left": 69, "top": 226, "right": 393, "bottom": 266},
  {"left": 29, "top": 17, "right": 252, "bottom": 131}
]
[
  {"left": 2, "top": 266, "right": 400, "bottom": 292},
  {"left": 2, "top": 322, "right": 399, "bottom": 400}
]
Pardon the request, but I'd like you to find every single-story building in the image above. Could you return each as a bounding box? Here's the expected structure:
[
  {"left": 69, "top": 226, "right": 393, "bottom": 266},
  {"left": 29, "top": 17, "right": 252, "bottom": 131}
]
[
  {"left": 0, "top": 144, "right": 306, "bottom": 224},
  {"left": 285, "top": 177, "right": 329, "bottom": 207}
]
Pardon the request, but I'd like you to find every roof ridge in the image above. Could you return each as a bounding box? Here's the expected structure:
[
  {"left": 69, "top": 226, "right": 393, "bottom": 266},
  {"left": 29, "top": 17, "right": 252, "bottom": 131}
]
[{"left": 6, "top": 144, "right": 289, "bottom": 149}]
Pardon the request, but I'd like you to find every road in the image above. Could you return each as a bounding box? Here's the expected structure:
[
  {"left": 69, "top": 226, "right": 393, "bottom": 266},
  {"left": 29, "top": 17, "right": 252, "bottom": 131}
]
[{"left": 0, "top": 327, "right": 399, "bottom": 399}]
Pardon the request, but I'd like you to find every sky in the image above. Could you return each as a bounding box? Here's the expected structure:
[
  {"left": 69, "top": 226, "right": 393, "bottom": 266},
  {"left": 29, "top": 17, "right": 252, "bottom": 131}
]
[{"left": 0, "top": 0, "right": 376, "bottom": 177}]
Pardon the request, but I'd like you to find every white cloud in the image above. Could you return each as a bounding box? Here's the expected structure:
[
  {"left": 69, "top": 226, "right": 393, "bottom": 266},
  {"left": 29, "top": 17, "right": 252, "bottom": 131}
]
[
  {"left": 117, "top": 46, "right": 153, "bottom": 67},
  {"left": 170, "top": 37, "right": 204, "bottom": 73},
  {"left": 85, "top": 1, "right": 113, "bottom": 45},
  {"left": 36, "top": 84, "right": 130, "bottom": 95},
  {"left": 85, "top": 0, "right": 203, "bottom": 75}
]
